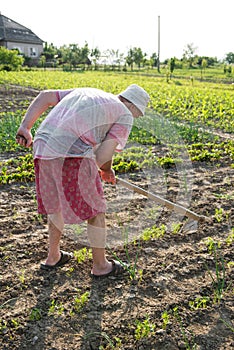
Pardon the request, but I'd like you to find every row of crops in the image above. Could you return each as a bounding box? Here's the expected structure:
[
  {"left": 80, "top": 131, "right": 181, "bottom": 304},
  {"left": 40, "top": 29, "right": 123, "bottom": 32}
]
[
  {"left": 0, "top": 70, "right": 233, "bottom": 132},
  {"left": 0, "top": 71, "right": 233, "bottom": 184}
]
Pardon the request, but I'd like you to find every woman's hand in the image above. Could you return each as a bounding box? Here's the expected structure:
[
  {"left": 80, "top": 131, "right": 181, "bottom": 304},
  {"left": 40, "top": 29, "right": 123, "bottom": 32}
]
[
  {"left": 100, "top": 168, "right": 116, "bottom": 184},
  {"left": 16, "top": 126, "right": 33, "bottom": 148}
]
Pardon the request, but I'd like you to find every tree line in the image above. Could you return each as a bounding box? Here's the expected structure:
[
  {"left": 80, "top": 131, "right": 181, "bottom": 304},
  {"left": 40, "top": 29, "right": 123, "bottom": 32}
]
[{"left": 0, "top": 41, "right": 234, "bottom": 72}]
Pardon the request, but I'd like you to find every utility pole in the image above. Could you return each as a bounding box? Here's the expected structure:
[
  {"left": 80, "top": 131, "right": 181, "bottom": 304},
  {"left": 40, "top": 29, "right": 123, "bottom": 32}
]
[{"left": 157, "top": 15, "right": 160, "bottom": 73}]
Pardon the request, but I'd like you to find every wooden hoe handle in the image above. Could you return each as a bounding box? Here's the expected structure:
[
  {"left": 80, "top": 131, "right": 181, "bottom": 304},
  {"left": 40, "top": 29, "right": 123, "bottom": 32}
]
[{"left": 116, "top": 177, "right": 205, "bottom": 222}]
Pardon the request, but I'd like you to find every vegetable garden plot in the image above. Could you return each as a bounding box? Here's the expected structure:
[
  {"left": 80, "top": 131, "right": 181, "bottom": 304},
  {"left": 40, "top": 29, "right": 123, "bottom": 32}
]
[{"left": 0, "top": 76, "right": 233, "bottom": 350}]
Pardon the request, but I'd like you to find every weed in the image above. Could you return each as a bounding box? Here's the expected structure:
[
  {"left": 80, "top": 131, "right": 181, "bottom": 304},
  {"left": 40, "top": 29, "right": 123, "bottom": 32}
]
[{"left": 99, "top": 335, "right": 122, "bottom": 349}]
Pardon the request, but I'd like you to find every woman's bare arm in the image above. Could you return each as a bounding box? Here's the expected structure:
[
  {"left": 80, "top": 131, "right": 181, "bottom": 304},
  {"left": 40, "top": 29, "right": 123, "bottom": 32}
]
[{"left": 16, "top": 90, "right": 59, "bottom": 147}]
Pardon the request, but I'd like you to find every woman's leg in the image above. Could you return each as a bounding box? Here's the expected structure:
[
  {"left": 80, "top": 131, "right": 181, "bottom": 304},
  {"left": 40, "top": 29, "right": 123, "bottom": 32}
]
[
  {"left": 87, "top": 213, "right": 113, "bottom": 276},
  {"left": 44, "top": 212, "right": 64, "bottom": 265}
]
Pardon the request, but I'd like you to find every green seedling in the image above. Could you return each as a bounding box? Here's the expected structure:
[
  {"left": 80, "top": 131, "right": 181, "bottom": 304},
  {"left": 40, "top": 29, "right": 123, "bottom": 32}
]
[
  {"left": 18, "top": 269, "right": 26, "bottom": 285},
  {"left": 48, "top": 299, "right": 64, "bottom": 316},
  {"left": 141, "top": 224, "right": 166, "bottom": 241},
  {"left": 73, "top": 247, "right": 92, "bottom": 264},
  {"left": 204, "top": 243, "right": 230, "bottom": 303},
  {"left": 66, "top": 267, "right": 74, "bottom": 277},
  {"left": 0, "top": 320, "right": 7, "bottom": 334},
  {"left": 29, "top": 308, "right": 42, "bottom": 321},
  {"left": 171, "top": 222, "right": 183, "bottom": 234},
  {"left": 226, "top": 229, "right": 234, "bottom": 246},
  {"left": 109, "top": 228, "right": 142, "bottom": 281},
  {"left": 10, "top": 318, "right": 19, "bottom": 329},
  {"left": 134, "top": 316, "right": 155, "bottom": 341},
  {"left": 205, "top": 237, "right": 221, "bottom": 254},
  {"left": 172, "top": 307, "right": 197, "bottom": 350},
  {"left": 72, "top": 291, "right": 89, "bottom": 313},
  {"left": 220, "top": 318, "right": 234, "bottom": 333},
  {"left": 227, "top": 261, "right": 234, "bottom": 269},
  {"left": 214, "top": 208, "right": 224, "bottom": 222},
  {"left": 189, "top": 296, "right": 210, "bottom": 310},
  {"left": 161, "top": 310, "right": 170, "bottom": 330}
]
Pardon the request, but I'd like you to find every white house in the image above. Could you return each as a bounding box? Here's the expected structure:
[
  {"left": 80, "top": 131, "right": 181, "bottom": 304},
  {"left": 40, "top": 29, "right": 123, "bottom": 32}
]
[{"left": 0, "top": 13, "right": 44, "bottom": 62}]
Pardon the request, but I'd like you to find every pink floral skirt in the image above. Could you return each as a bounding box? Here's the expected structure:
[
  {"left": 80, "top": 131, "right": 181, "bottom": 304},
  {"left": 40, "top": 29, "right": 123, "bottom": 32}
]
[{"left": 34, "top": 158, "right": 106, "bottom": 224}]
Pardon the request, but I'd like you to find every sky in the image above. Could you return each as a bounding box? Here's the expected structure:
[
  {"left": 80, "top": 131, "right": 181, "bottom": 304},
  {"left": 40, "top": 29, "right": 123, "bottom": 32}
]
[{"left": 1, "top": 0, "right": 233, "bottom": 61}]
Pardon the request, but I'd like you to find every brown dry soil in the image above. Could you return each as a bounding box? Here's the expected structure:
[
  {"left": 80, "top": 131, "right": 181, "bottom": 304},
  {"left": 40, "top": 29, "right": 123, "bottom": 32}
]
[{"left": 0, "top": 86, "right": 233, "bottom": 350}]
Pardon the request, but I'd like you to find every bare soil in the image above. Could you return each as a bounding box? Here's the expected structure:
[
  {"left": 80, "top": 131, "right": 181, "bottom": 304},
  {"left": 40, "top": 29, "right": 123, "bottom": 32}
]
[{"left": 0, "top": 86, "right": 233, "bottom": 350}]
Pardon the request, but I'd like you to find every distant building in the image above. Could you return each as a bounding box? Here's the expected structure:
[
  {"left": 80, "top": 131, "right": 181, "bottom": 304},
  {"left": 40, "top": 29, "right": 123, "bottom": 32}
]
[{"left": 0, "top": 13, "right": 43, "bottom": 63}]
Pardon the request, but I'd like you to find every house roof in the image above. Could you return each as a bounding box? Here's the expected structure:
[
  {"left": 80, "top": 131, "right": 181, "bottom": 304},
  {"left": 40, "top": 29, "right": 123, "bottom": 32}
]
[{"left": 0, "top": 14, "right": 43, "bottom": 44}]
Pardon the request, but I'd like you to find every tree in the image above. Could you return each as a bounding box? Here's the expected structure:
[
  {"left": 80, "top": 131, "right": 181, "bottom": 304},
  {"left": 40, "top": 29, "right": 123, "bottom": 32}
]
[
  {"left": 169, "top": 57, "right": 176, "bottom": 74},
  {"left": 125, "top": 48, "right": 134, "bottom": 70},
  {"left": 183, "top": 43, "right": 198, "bottom": 68},
  {"left": 104, "top": 49, "right": 124, "bottom": 70},
  {"left": 0, "top": 47, "right": 24, "bottom": 70},
  {"left": 39, "top": 55, "right": 46, "bottom": 70},
  {"left": 197, "top": 56, "right": 218, "bottom": 67},
  {"left": 200, "top": 58, "right": 207, "bottom": 79},
  {"left": 125, "top": 47, "right": 145, "bottom": 70},
  {"left": 43, "top": 42, "right": 57, "bottom": 60},
  {"left": 79, "top": 42, "right": 91, "bottom": 68},
  {"left": 90, "top": 47, "right": 101, "bottom": 70},
  {"left": 225, "top": 52, "right": 234, "bottom": 64},
  {"left": 133, "top": 47, "right": 145, "bottom": 69},
  {"left": 150, "top": 53, "right": 158, "bottom": 68}
]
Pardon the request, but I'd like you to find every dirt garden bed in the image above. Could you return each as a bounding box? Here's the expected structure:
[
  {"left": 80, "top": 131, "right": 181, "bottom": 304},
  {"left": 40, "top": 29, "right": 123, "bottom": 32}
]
[{"left": 0, "top": 86, "right": 233, "bottom": 350}]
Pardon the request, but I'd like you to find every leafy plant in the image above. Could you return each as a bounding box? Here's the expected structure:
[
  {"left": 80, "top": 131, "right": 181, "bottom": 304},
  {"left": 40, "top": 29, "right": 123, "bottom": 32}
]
[
  {"left": 134, "top": 316, "right": 155, "bottom": 340},
  {"left": 189, "top": 296, "right": 210, "bottom": 310},
  {"left": 29, "top": 308, "right": 42, "bottom": 321},
  {"left": 48, "top": 299, "right": 64, "bottom": 316},
  {"left": 214, "top": 208, "right": 224, "bottom": 222},
  {"left": 141, "top": 224, "right": 166, "bottom": 241},
  {"left": 161, "top": 310, "right": 170, "bottom": 329},
  {"left": 73, "top": 247, "right": 92, "bottom": 264},
  {"left": 226, "top": 228, "right": 234, "bottom": 246},
  {"left": 72, "top": 291, "right": 90, "bottom": 313}
]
